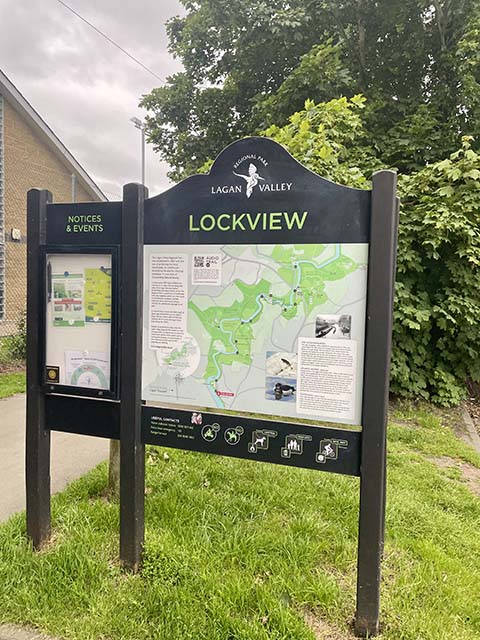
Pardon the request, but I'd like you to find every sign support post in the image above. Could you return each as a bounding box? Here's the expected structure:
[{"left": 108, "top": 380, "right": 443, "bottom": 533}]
[
  {"left": 119, "top": 183, "right": 148, "bottom": 571},
  {"left": 355, "top": 170, "right": 397, "bottom": 637},
  {"left": 26, "top": 188, "right": 52, "bottom": 549}
]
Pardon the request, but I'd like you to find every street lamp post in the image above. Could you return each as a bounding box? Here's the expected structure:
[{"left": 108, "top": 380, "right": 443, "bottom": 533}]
[{"left": 130, "top": 117, "right": 146, "bottom": 186}]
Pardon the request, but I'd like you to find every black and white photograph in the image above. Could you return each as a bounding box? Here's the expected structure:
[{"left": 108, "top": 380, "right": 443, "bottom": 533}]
[{"left": 315, "top": 314, "right": 352, "bottom": 339}]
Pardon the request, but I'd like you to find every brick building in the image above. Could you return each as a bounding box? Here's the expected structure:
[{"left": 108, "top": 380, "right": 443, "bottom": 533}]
[{"left": 0, "top": 69, "right": 105, "bottom": 336}]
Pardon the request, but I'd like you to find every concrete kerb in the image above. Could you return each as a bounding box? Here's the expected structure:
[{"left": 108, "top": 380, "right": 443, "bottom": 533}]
[{"left": 461, "top": 405, "right": 480, "bottom": 454}]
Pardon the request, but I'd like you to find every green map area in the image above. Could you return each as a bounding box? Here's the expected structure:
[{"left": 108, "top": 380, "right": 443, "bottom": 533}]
[
  {"left": 142, "top": 242, "right": 368, "bottom": 423},
  {"left": 188, "top": 244, "right": 361, "bottom": 407},
  {"left": 85, "top": 268, "right": 112, "bottom": 323}
]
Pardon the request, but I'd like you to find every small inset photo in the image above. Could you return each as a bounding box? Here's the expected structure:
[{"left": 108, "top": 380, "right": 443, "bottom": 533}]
[
  {"left": 265, "top": 351, "right": 297, "bottom": 402},
  {"left": 266, "top": 351, "right": 297, "bottom": 377},
  {"left": 315, "top": 314, "right": 351, "bottom": 339}
]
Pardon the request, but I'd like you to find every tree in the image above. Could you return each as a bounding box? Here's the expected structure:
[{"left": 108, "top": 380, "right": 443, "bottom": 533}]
[
  {"left": 141, "top": 0, "right": 323, "bottom": 180},
  {"left": 141, "top": 0, "right": 480, "bottom": 179},
  {"left": 263, "top": 94, "right": 380, "bottom": 188},
  {"left": 264, "top": 97, "right": 480, "bottom": 405},
  {"left": 393, "top": 137, "right": 480, "bottom": 404}
]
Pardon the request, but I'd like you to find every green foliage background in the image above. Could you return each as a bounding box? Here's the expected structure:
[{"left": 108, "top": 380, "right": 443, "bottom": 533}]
[
  {"left": 394, "top": 139, "right": 480, "bottom": 404},
  {"left": 141, "top": 0, "right": 480, "bottom": 181},
  {"left": 264, "top": 97, "right": 480, "bottom": 405},
  {"left": 140, "top": 1, "right": 480, "bottom": 405}
]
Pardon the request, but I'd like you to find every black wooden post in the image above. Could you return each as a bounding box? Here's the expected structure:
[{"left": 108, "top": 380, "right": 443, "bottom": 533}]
[
  {"left": 119, "top": 183, "right": 147, "bottom": 571},
  {"left": 355, "top": 171, "right": 398, "bottom": 637},
  {"left": 26, "top": 188, "right": 52, "bottom": 549}
]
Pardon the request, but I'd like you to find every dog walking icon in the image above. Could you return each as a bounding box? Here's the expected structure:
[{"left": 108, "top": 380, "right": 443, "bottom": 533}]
[{"left": 248, "top": 429, "right": 278, "bottom": 453}]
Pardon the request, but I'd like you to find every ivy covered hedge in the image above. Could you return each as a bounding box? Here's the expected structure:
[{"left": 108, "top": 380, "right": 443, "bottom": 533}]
[{"left": 264, "top": 97, "right": 480, "bottom": 405}]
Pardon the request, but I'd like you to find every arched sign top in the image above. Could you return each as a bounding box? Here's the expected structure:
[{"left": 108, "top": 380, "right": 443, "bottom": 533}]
[
  {"left": 198, "top": 135, "right": 367, "bottom": 193},
  {"left": 144, "top": 136, "right": 371, "bottom": 245}
]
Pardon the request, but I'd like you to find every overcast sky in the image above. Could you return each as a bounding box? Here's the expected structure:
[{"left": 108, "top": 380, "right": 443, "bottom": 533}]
[{"left": 0, "top": 0, "right": 184, "bottom": 199}]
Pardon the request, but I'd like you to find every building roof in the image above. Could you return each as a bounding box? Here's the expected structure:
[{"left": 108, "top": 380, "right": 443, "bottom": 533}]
[{"left": 0, "top": 69, "right": 106, "bottom": 201}]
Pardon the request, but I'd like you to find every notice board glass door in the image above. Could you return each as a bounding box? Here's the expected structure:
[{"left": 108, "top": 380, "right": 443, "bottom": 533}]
[{"left": 44, "top": 250, "right": 118, "bottom": 398}]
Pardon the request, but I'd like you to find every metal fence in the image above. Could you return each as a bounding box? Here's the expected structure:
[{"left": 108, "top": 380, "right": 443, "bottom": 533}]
[{"left": 0, "top": 306, "right": 26, "bottom": 366}]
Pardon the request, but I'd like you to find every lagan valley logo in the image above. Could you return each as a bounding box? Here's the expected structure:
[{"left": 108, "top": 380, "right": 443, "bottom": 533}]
[{"left": 211, "top": 154, "right": 293, "bottom": 198}]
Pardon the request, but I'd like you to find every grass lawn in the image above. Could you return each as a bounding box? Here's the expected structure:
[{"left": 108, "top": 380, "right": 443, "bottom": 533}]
[
  {"left": 0, "top": 372, "right": 26, "bottom": 398},
  {"left": 0, "top": 404, "right": 479, "bottom": 639}
]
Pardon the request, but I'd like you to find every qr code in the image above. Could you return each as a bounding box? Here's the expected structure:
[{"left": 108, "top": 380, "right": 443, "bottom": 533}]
[{"left": 194, "top": 256, "right": 205, "bottom": 268}]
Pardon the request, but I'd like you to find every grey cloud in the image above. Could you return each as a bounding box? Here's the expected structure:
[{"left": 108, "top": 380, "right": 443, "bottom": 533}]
[{"left": 0, "top": 0, "right": 185, "bottom": 197}]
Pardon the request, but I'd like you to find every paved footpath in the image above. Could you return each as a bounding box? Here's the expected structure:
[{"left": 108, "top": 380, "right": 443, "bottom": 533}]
[{"left": 0, "top": 394, "right": 109, "bottom": 522}]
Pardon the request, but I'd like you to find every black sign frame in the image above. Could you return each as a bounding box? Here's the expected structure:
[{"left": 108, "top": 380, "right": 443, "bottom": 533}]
[
  {"left": 25, "top": 137, "right": 398, "bottom": 638},
  {"left": 142, "top": 405, "right": 362, "bottom": 475}
]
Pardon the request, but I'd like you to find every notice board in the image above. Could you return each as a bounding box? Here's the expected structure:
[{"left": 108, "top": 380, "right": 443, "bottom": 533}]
[{"left": 44, "top": 252, "right": 113, "bottom": 393}]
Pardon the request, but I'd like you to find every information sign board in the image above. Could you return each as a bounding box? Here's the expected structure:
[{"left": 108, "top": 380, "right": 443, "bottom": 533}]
[
  {"left": 25, "top": 137, "right": 398, "bottom": 637},
  {"left": 140, "top": 137, "right": 372, "bottom": 463},
  {"left": 142, "top": 242, "right": 367, "bottom": 425}
]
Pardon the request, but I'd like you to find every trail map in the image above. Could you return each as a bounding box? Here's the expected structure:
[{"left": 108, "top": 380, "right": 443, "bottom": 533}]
[
  {"left": 142, "top": 243, "right": 368, "bottom": 425},
  {"left": 85, "top": 267, "right": 112, "bottom": 323}
]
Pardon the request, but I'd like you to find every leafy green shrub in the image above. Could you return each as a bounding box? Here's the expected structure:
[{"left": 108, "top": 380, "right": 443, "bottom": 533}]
[
  {"left": 264, "top": 98, "right": 480, "bottom": 405},
  {"left": 393, "top": 138, "right": 480, "bottom": 404},
  {"left": 264, "top": 94, "right": 381, "bottom": 188},
  {"left": 8, "top": 310, "right": 27, "bottom": 361}
]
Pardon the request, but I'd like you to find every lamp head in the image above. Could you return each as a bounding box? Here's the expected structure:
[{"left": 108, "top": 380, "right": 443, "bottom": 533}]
[{"left": 130, "top": 117, "right": 144, "bottom": 130}]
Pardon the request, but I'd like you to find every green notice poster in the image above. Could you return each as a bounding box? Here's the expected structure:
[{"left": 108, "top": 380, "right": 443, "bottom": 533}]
[
  {"left": 52, "top": 273, "right": 84, "bottom": 327},
  {"left": 85, "top": 267, "right": 112, "bottom": 323}
]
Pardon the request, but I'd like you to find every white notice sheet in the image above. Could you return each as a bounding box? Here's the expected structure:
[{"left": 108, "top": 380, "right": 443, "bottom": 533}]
[
  {"left": 148, "top": 254, "right": 188, "bottom": 351},
  {"left": 65, "top": 351, "right": 110, "bottom": 389},
  {"left": 296, "top": 338, "right": 357, "bottom": 421}
]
